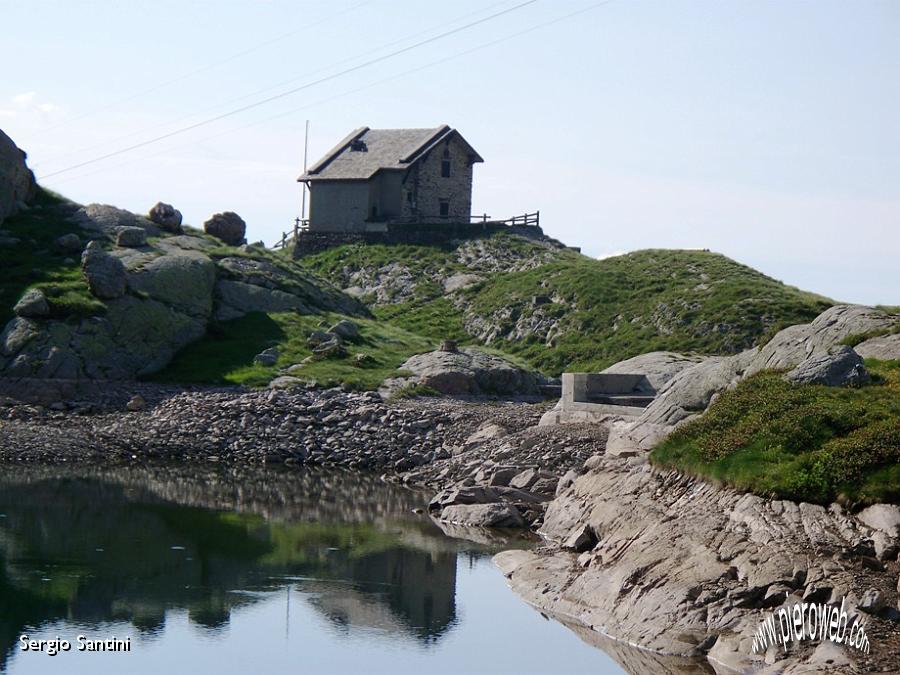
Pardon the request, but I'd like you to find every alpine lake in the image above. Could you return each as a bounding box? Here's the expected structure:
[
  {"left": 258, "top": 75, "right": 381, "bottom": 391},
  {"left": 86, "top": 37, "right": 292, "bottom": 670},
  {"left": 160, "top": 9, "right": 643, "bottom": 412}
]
[{"left": 0, "top": 464, "right": 627, "bottom": 674}]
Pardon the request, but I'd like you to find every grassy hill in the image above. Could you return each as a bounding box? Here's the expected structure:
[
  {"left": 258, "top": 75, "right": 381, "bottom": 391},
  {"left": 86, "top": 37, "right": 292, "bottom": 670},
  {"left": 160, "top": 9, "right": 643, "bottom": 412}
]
[{"left": 300, "top": 236, "right": 835, "bottom": 375}]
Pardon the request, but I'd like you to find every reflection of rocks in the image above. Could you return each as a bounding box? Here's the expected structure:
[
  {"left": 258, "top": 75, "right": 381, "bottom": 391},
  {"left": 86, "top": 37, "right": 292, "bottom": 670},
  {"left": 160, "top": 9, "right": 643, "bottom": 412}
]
[{"left": 0, "top": 464, "right": 525, "bottom": 670}]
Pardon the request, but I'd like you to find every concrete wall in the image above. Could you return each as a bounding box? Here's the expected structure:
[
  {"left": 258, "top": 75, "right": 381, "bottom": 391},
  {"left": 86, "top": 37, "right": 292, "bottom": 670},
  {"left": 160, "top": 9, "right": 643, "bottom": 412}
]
[{"left": 308, "top": 180, "right": 369, "bottom": 232}]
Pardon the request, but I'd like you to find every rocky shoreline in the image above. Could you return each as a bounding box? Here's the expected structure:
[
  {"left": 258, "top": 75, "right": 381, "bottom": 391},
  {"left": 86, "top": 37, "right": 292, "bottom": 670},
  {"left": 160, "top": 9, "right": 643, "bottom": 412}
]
[{"left": 2, "top": 379, "right": 900, "bottom": 672}]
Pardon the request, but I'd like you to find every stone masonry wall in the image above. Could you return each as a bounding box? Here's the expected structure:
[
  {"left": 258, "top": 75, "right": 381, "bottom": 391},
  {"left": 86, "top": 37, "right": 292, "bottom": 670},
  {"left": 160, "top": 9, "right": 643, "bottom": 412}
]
[{"left": 401, "top": 134, "right": 475, "bottom": 222}]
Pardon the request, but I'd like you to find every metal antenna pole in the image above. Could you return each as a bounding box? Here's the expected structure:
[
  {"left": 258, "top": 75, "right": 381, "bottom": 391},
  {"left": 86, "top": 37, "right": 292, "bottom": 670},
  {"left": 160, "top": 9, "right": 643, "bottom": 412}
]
[{"left": 300, "top": 120, "right": 310, "bottom": 222}]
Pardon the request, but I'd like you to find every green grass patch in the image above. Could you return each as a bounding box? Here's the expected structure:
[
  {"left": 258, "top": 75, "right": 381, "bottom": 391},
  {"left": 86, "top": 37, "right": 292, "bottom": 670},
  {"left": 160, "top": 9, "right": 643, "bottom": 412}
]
[
  {"left": 651, "top": 360, "right": 900, "bottom": 505},
  {"left": 374, "top": 297, "right": 469, "bottom": 343},
  {"left": 150, "top": 311, "right": 434, "bottom": 389}
]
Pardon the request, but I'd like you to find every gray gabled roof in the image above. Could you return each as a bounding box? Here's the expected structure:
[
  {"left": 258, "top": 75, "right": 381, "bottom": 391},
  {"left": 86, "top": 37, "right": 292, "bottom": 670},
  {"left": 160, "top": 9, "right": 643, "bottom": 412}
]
[{"left": 297, "top": 125, "right": 483, "bottom": 182}]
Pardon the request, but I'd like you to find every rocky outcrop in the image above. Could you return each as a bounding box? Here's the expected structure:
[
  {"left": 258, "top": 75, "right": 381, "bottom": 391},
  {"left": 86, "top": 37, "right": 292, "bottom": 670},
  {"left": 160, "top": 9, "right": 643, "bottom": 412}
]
[
  {"left": 604, "top": 305, "right": 898, "bottom": 455},
  {"left": 856, "top": 333, "right": 900, "bottom": 360},
  {"left": 0, "top": 128, "right": 37, "bottom": 223},
  {"left": 600, "top": 350, "right": 705, "bottom": 391},
  {"left": 214, "top": 255, "right": 366, "bottom": 321},
  {"left": 386, "top": 348, "right": 542, "bottom": 397},
  {"left": 496, "top": 452, "right": 900, "bottom": 673},
  {"left": 0, "top": 204, "right": 367, "bottom": 381},
  {"left": 72, "top": 203, "right": 160, "bottom": 238},
  {"left": 204, "top": 211, "right": 246, "bottom": 245},
  {"left": 784, "top": 345, "right": 870, "bottom": 386}
]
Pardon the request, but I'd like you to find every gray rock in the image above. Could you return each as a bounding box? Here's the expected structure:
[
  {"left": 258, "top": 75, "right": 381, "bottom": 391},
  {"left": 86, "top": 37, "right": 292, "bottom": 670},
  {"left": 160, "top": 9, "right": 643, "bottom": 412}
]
[
  {"left": 328, "top": 319, "right": 359, "bottom": 340},
  {"left": 0, "top": 318, "right": 39, "bottom": 357},
  {"left": 126, "top": 394, "right": 146, "bottom": 411},
  {"left": 13, "top": 289, "right": 50, "bottom": 318},
  {"left": 563, "top": 524, "right": 597, "bottom": 552},
  {"left": 855, "top": 332, "right": 900, "bottom": 360},
  {"left": 429, "top": 485, "right": 499, "bottom": 510},
  {"left": 465, "top": 421, "right": 508, "bottom": 448},
  {"left": 746, "top": 304, "right": 895, "bottom": 375},
  {"left": 308, "top": 331, "right": 339, "bottom": 347},
  {"left": 72, "top": 203, "right": 160, "bottom": 237},
  {"left": 81, "top": 241, "right": 126, "bottom": 299},
  {"left": 126, "top": 251, "right": 215, "bottom": 318},
  {"left": 148, "top": 202, "right": 183, "bottom": 232},
  {"left": 857, "top": 504, "right": 900, "bottom": 537},
  {"left": 601, "top": 351, "right": 705, "bottom": 392},
  {"left": 396, "top": 348, "right": 540, "bottom": 397},
  {"left": 0, "top": 128, "right": 37, "bottom": 223},
  {"left": 268, "top": 375, "right": 306, "bottom": 389},
  {"left": 54, "top": 233, "right": 83, "bottom": 252},
  {"left": 254, "top": 347, "right": 279, "bottom": 366},
  {"left": 203, "top": 211, "right": 246, "bottom": 246},
  {"left": 214, "top": 280, "right": 312, "bottom": 320},
  {"left": 784, "top": 345, "right": 870, "bottom": 387},
  {"left": 859, "top": 588, "right": 884, "bottom": 613},
  {"left": 439, "top": 503, "right": 525, "bottom": 528},
  {"left": 115, "top": 226, "right": 147, "bottom": 248}
]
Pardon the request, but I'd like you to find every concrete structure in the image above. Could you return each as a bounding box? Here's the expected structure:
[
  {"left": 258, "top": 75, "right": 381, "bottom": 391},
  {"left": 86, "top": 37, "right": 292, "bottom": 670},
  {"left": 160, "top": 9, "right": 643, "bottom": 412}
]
[
  {"left": 297, "top": 125, "right": 483, "bottom": 233},
  {"left": 539, "top": 373, "right": 657, "bottom": 426}
]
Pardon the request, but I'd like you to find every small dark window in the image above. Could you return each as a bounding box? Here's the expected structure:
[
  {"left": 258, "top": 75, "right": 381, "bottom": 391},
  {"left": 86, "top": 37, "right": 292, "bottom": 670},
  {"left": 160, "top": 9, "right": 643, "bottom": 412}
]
[
  {"left": 406, "top": 191, "right": 413, "bottom": 204},
  {"left": 350, "top": 139, "right": 367, "bottom": 152},
  {"left": 439, "top": 200, "right": 450, "bottom": 218},
  {"left": 441, "top": 147, "right": 451, "bottom": 177},
  {"left": 371, "top": 204, "right": 378, "bottom": 218}
]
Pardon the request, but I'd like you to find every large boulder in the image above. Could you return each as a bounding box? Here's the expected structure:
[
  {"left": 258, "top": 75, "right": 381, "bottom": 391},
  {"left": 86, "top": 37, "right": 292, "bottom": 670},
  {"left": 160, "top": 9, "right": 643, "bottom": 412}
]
[
  {"left": 81, "top": 241, "right": 127, "bottom": 299},
  {"left": 855, "top": 333, "right": 900, "bottom": 361},
  {"left": 395, "top": 348, "right": 541, "bottom": 397},
  {"left": 439, "top": 503, "right": 525, "bottom": 528},
  {"left": 71, "top": 204, "right": 160, "bottom": 238},
  {"left": 0, "top": 129, "right": 37, "bottom": 223},
  {"left": 147, "top": 202, "right": 183, "bottom": 233},
  {"left": 203, "top": 211, "right": 246, "bottom": 246},
  {"left": 744, "top": 304, "right": 895, "bottom": 376},
  {"left": 126, "top": 251, "right": 216, "bottom": 318},
  {"left": 601, "top": 351, "right": 706, "bottom": 392},
  {"left": 115, "top": 226, "right": 147, "bottom": 248},
  {"left": 784, "top": 345, "right": 870, "bottom": 387},
  {"left": 215, "top": 280, "right": 312, "bottom": 320},
  {"left": 13, "top": 289, "right": 49, "bottom": 318}
]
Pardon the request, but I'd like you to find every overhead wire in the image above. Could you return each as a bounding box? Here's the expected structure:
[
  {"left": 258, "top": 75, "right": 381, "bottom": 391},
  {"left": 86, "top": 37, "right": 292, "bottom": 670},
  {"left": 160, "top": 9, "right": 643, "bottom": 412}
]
[{"left": 38, "top": 0, "right": 540, "bottom": 180}]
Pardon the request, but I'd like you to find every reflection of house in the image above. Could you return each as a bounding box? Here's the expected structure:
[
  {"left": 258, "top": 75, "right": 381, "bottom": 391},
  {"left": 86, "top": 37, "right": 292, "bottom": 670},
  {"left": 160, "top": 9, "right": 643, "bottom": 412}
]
[{"left": 298, "top": 125, "right": 483, "bottom": 232}]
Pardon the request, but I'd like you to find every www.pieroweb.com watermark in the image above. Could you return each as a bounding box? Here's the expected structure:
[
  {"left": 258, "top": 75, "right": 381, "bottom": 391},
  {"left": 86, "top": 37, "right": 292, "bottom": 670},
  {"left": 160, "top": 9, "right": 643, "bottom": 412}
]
[{"left": 752, "top": 598, "right": 870, "bottom": 655}]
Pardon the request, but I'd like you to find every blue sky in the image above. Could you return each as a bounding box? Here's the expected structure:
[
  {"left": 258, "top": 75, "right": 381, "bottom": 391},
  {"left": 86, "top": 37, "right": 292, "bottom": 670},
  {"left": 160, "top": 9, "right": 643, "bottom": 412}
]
[{"left": 1, "top": 0, "right": 897, "bottom": 304}]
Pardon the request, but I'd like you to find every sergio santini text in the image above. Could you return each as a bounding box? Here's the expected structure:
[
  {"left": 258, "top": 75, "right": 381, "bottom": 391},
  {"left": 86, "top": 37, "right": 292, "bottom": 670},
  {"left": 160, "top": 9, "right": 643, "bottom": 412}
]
[{"left": 19, "top": 634, "right": 132, "bottom": 655}]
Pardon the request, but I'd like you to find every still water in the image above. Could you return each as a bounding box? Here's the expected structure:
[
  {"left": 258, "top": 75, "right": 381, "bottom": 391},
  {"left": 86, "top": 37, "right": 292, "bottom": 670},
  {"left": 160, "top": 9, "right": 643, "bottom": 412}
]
[{"left": 0, "top": 465, "right": 625, "bottom": 674}]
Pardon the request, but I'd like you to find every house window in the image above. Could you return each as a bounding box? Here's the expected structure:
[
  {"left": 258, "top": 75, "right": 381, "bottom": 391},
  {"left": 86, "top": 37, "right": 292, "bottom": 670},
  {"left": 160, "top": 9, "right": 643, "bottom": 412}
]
[
  {"left": 441, "top": 147, "right": 451, "bottom": 177},
  {"left": 439, "top": 200, "right": 450, "bottom": 218}
]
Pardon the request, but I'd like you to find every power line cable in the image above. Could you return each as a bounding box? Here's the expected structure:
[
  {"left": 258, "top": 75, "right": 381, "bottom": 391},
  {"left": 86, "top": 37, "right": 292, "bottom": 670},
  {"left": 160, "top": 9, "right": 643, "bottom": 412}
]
[
  {"left": 35, "top": 0, "right": 376, "bottom": 138},
  {"left": 46, "top": 1, "right": 611, "bottom": 190},
  {"left": 33, "top": 0, "right": 516, "bottom": 170},
  {"left": 38, "top": 0, "right": 539, "bottom": 180}
]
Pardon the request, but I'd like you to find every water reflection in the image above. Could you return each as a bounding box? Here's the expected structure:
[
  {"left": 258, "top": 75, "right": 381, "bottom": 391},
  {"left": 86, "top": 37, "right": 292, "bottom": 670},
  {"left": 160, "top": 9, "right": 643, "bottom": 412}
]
[{"left": 0, "top": 465, "right": 531, "bottom": 671}]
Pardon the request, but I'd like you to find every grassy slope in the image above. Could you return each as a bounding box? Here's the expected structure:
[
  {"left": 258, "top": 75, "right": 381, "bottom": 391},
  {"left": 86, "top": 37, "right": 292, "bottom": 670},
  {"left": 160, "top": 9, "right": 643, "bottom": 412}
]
[
  {"left": 651, "top": 360, "right": 900, "bottom": 505},
  {"left": 302, "top": 239, "right": 834, "bottom": 375},
  {"left": 0, "top": 189, "right": 103, "bottom": 325},
  {"left": 151, "top": 311, "right": 434, "bottom": 390}
]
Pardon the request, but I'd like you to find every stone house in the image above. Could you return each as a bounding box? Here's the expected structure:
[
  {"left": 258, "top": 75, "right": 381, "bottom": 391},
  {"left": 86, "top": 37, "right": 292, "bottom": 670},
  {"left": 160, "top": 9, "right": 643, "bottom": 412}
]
[{"left": 297, "top": 125, "right": 483, "bottom": 232}]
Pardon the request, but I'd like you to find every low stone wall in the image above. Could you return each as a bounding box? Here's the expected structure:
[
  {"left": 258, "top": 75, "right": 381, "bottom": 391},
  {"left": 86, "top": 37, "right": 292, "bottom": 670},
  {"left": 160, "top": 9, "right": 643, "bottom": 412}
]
[
  {"left": 540, "top": 372, "right": 656, "bottom": 426},
  {"left": 293, "top": 222, "right": 545, "bottom": 257}
]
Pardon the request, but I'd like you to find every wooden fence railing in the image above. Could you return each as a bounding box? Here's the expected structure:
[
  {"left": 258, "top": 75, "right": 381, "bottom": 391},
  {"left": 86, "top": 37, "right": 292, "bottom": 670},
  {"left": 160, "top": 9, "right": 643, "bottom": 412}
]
[{"left": 271, "top": 211, "right": 539, "bottom": 248}]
